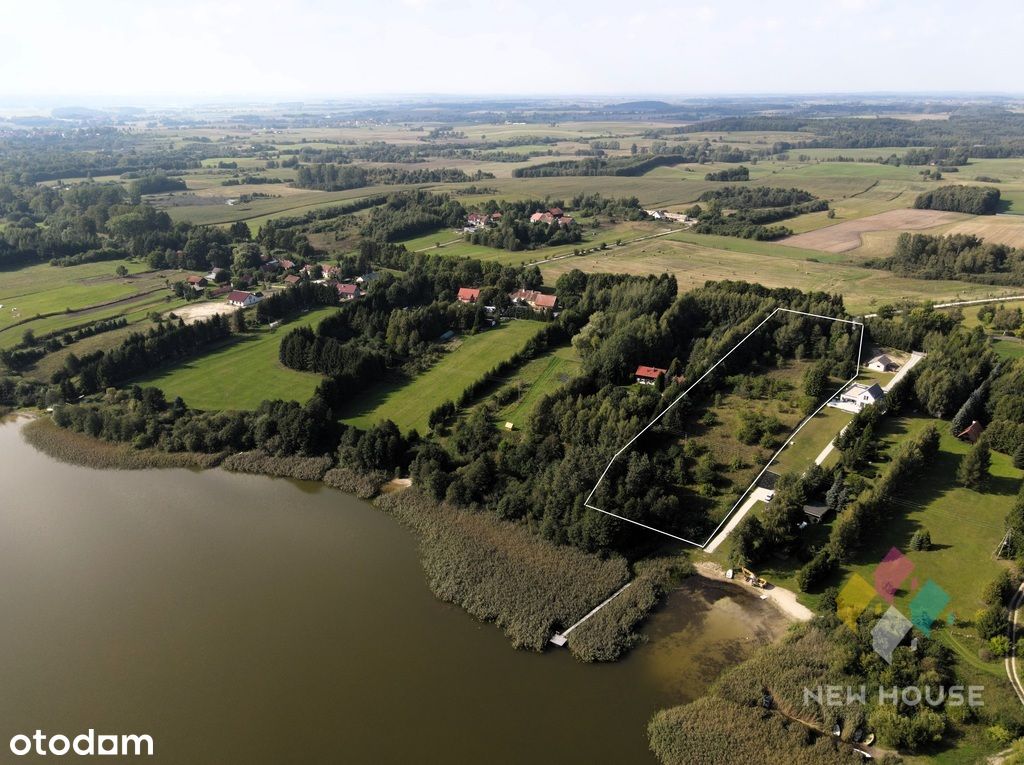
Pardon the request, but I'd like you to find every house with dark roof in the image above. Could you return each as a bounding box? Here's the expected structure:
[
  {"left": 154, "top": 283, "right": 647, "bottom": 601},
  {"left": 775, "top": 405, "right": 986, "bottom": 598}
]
[
  {"left": 803, "top": 504, "right": 830, "bottom": 524},
  {"left": 283, "top": 274, "right": 301, "bottom": 286},
  {"left": 457, "top": 287, "right": 481, "bottom": 304},
  {"left": 836, "top": 382, "right": 884, "bottom": 412},
  {"left": 867, "top": 354, "right": 900, "bottom": 373},
  {"left": 635, "top": 365, "right": 667, "bottom": 385},
  {"left": 185, "top": 275, "right": 208, "bottom": 291}
]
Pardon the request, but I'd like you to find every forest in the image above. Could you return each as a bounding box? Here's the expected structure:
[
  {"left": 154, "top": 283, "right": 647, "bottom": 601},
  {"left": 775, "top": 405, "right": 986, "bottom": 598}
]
[
  {"left": 913, "top": 185, "right": 1001, "bottom": 214},
  {"left": 869, "top": 233, "right": 1024, "bottom": 286}
]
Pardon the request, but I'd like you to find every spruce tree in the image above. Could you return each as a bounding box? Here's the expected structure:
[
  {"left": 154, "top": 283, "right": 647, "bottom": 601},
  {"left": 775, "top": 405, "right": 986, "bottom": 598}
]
[{"left": 958, "top": 438, "right": 991, "bottom": 490}]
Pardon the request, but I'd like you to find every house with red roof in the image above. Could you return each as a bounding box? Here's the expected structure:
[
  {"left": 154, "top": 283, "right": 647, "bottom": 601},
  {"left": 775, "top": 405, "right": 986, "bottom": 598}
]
[
  {"left": 336, "top": 283, "right": 360, "bottom": 301},
  {"left": 635, "top": 365, "right": 667, "bottom": 386},
  {"left": 457, "top": 287, "right": 481, "bottom": 304},
  {"left": 226, "top": 290, "right": 262, "bottom": 308},
  {"left": 509, "top": 289, "right": 557, "bottom": 312}
]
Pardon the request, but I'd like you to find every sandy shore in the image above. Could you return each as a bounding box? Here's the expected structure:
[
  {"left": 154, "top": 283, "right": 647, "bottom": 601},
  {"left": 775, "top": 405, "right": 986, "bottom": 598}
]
[{"left": 695, "top": 561, "right": 814, "bottom": 622}]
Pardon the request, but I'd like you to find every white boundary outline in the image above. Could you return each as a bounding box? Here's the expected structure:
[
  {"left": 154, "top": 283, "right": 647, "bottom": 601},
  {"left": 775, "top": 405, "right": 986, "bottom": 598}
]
[{"left": 583, "top": 307, "right": 865, "bottom": 549}]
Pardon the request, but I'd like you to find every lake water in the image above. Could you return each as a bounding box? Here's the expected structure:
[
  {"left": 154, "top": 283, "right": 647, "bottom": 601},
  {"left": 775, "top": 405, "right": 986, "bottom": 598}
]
[{"left": 0, "top": 416, "right": 783, "bottom": 763}]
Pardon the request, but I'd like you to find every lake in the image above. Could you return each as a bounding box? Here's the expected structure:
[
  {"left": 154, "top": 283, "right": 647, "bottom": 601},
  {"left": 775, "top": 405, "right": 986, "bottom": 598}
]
[{"left": 0, "top": 416, "right": 784, "bottom": 763}]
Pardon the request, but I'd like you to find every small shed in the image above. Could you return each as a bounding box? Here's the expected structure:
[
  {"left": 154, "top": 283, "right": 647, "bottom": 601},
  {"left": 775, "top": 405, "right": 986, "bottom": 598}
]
[
  {"left": 803, "top": 504, "right": 830, "bottom": 524},
  {"left": 957, "top": 420, "right": 984, "bottom": 444}
]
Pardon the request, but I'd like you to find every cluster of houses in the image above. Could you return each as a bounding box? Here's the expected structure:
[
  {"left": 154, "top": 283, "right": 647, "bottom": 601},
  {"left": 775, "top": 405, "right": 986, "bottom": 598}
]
[
  {"left": 645, "top": 209, "right": 689, "bottom": 222},
  {"left": 210, "top": 262, "right": 383, "bottom": 310},
  {"left": 456, "top": 286, "right": 558, "bottom": 313},
  {"left": 529, "top": 207, "right": 574, "bottom": 227},
  {"left": 465, "top": 212, "right": 502, "bottom": 229}
]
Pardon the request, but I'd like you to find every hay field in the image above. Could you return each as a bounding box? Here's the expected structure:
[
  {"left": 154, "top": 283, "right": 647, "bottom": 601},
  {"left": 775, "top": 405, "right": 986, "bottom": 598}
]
[{"left": 780, "top": 209, "right": 966, "bottom": 252}]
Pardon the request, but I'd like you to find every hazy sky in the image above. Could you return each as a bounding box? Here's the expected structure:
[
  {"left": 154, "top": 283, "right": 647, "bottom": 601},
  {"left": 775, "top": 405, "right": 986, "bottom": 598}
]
[{"left": 1, "top": 0, "right": 1021, "bottom": 104}]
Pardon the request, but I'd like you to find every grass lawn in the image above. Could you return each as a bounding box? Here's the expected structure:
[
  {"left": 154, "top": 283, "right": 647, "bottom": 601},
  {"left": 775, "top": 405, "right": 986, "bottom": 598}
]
[
  {"left": 839, "top": 419, "right": 1020, "bottom": 620},
  {"left": 771, "top": 405, "right": 854, "bottom": 474},
  {"left": 339, "top": 320, "right": 544, "bottom": 433},
  {"left": 134, "top": 307, "right": 339, "bottom": 410},
  {"left": 494, "top": 344, "right": 581, "bottom": 427},
  {"left": 992, "top": 337, "right": 1024, "bottom": 360}
]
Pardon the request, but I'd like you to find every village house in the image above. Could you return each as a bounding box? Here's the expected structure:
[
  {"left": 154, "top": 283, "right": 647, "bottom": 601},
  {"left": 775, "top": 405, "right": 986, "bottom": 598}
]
[
  {"left": 635, "top": 365, "right": 667, "bottom": 385},
  {"left": 835, "top": 382, "right": 884, "bottom": 412},
  {"left": 226, "top": 290, "right": 262, "bottom": 308},
  {"left": 509, "top": 289, "right": 557, "bottom": 312},
  {"left": 283, "top": 274, "right": 301, "bottom": 286},
  {"left": 457, "top": 287, "right": 481, "bottom": 304},
  {"left": 866, "top": 354, "right": 900, "bottom": 373},
  {"left": 185, "top": 275, "right": 207, "bottom": 290},
  {"left": 204, "top": 267, "right": 227, "bottom": 282},
  {"left": 956, "top": 420, "right": 984, "bottom": 443},
  {"left": 336, "top": 283, "right": 360, "bottom": 301},
  {"left": 277, "top": 259, "right": 296, "bottom": 271}
]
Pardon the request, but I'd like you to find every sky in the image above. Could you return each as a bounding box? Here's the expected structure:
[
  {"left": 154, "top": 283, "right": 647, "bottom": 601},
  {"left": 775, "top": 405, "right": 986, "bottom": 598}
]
[{"left": 0, "top": 0, "right": 1021, "bottom": 105}]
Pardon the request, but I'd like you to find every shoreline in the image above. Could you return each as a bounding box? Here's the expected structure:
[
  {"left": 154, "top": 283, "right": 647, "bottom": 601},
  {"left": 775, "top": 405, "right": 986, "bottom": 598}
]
[{"left": 694, "top": 560, "right": 814, "bottom": 623}]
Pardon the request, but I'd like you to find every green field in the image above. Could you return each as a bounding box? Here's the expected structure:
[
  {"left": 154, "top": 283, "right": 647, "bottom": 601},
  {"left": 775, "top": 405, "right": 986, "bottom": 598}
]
[
  {"left": 0, "top": 261, "right": 184, "bottom": 350},
  {"left": 339, "top": 320, "right": 544, "bottom": 433},
  {"left": 134, "top": 307, "right": 339, "bottom": 410},
  {"left": 494, "top": 344, "right": 582, "bottom": 426}
]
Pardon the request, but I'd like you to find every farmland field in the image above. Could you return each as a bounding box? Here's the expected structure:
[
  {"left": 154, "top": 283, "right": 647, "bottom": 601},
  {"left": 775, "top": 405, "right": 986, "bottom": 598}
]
[
  {"left": 0, "top": 261, "right": 181, "bottom": 349},
  {"left": 780, "top": 209, "right": 965, "bottom": 253},
  {"left": 339, "top": 320, "right": 544, "bottom": 433},
  {"left": 133, "top": 306, "right": 340, "bottom": 410},
  {"left": 538, "top": 235, "right": 1022, "bottom": 314}
]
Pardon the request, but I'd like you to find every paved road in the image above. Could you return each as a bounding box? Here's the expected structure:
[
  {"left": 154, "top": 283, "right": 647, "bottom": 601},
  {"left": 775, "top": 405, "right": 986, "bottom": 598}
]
[{"left": 705, "top": 487, "right": 773, "bottom": 553}]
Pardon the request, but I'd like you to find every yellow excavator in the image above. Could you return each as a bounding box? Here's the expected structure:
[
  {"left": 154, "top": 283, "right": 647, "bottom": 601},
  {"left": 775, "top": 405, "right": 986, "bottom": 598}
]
[{"left": 740, "top": 567, "right": 768, "bottom": 589}]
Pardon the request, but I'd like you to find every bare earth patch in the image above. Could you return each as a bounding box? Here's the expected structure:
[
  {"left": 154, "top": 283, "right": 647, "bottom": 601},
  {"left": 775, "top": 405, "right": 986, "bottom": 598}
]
[
  {"left": 779, "top": 209, "right": 966, "bottom": 252},
  {"left": 166, "top": 301, "right": 238, "bottom": 324}
]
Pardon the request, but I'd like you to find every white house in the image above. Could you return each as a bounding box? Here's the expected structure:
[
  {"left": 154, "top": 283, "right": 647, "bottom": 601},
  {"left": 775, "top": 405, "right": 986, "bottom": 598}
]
[
  {"left": 226, "top": 290, "right": 262, "bottom": 308},
  {"left": 866, "top": 354, "right": 900, "bottom": 373},
  {"left": 837, "top": 382, "right": 884, "bottom": 411}
]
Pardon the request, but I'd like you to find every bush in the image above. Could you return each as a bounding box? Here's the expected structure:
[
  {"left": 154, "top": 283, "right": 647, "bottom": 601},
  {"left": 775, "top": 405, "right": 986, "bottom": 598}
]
[
  {"left": 975, "top": 604, "right": 1009, "bottom": 640},
  {"left": 908, "top": 529, "right": 932, "bottom": 551}
]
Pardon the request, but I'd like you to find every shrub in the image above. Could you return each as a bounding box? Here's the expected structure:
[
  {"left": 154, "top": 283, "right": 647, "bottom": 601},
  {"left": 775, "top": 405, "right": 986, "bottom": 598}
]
[{"left": 908, "top": 529, "right": 932, "bottom": 551}]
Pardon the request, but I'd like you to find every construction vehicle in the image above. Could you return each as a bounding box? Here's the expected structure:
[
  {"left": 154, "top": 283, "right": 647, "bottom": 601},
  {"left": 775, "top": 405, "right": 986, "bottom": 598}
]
[{"left": 740, "top": 567, "right": 768, "bottom": 589}]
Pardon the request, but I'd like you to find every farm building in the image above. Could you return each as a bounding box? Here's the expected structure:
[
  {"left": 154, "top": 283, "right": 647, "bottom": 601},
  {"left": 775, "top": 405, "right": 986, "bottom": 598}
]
[
  {"left": 185, "top": 275, "right": 207, "bottom": 290},
  {"left": 635, "top": 365, "right": 667, "bottom": 385},
  {"left": 956, "top": 420, "right": 984, "bottom": 443},
  {"left": 866, "top": 354, "right": 900, "bottom": 373},
  {"left": 226, "top": 290, "right": 261, "bottom": 308},
  {"left": 457, "top": 287, "right": 481, "bottom": 304},
  {"left": 336, "top": 283, "right": 360, "bottom": 301},
  {"left": 836, "top": 382, "right": 884, "bottom": 411},
  {"left": 356, "top": 272, "right": 380, "bottom": 285},
  {"left": 509, "top": 289, "right": 557, "bottom": 311}
]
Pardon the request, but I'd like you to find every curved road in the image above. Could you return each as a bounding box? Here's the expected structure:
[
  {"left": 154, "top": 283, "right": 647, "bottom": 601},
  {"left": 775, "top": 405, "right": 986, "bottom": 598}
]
[{"left": 1007, "top": 584, "right": 1024, "bottom": 705}]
